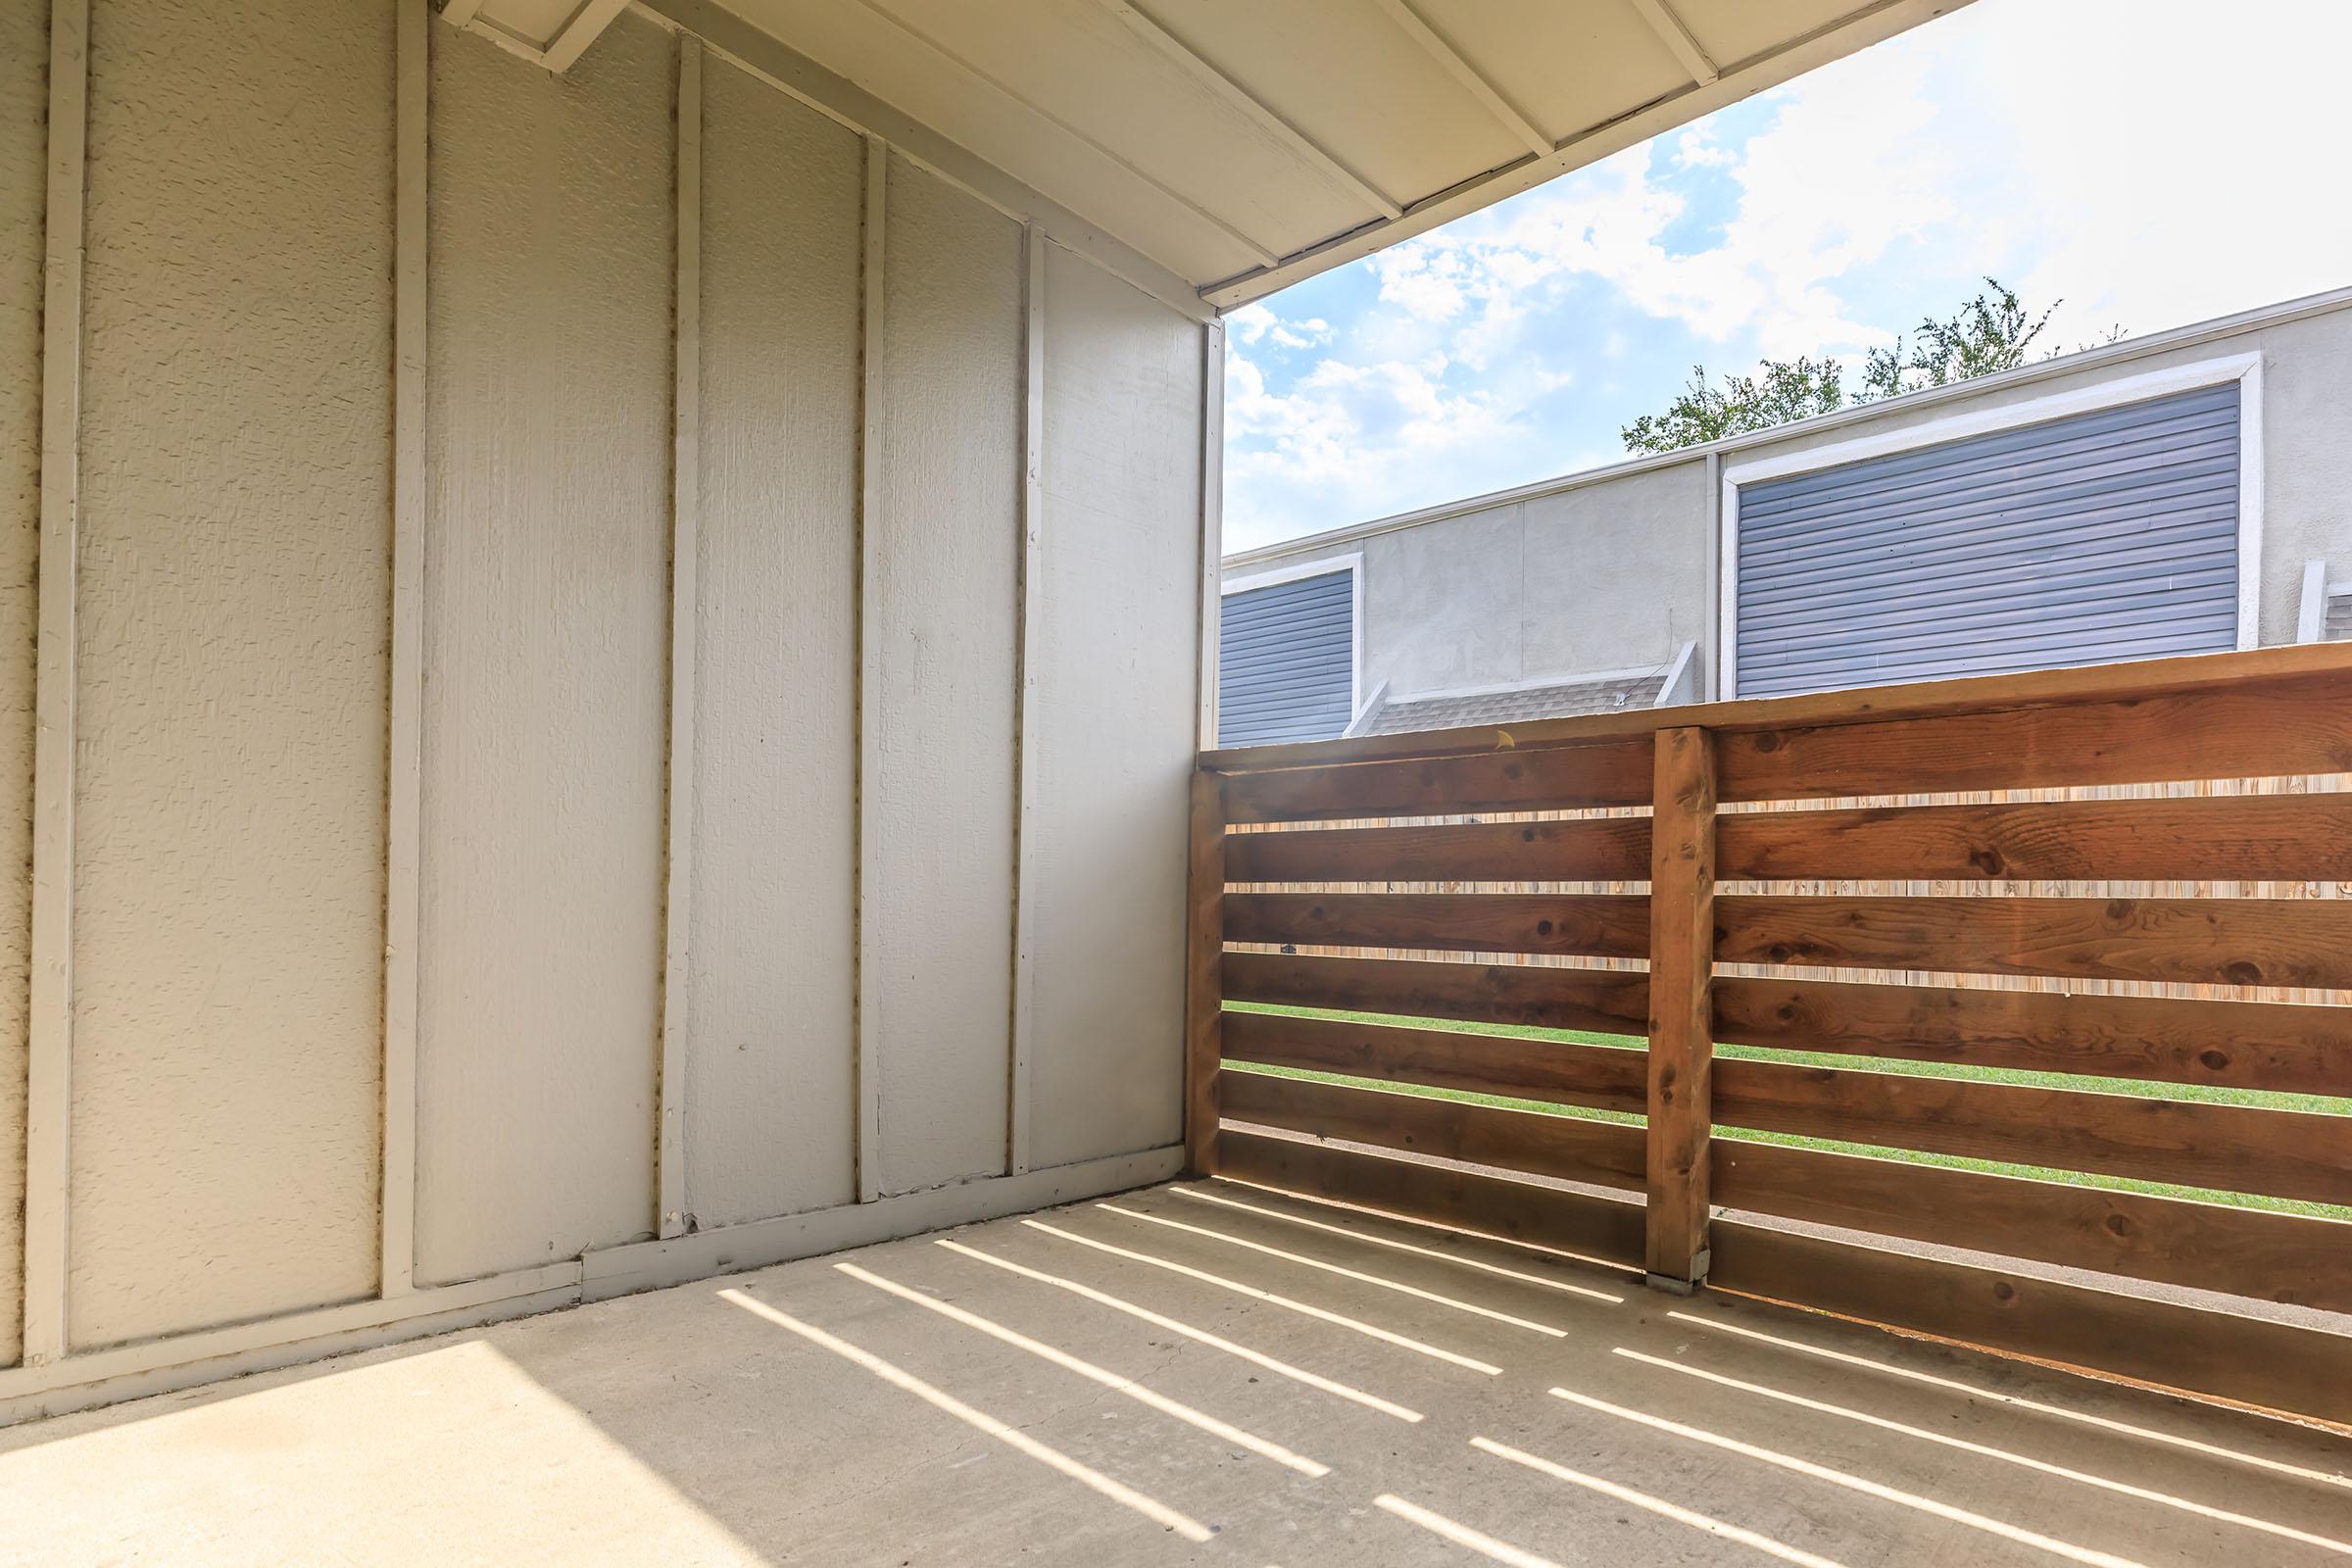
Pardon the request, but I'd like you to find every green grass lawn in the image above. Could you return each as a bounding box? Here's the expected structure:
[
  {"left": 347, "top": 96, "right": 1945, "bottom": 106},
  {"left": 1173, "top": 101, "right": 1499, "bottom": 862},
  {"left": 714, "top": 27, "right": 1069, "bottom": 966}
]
[{"left": 1224, "top": 1001, "right": 2352, "bottom": 1221}]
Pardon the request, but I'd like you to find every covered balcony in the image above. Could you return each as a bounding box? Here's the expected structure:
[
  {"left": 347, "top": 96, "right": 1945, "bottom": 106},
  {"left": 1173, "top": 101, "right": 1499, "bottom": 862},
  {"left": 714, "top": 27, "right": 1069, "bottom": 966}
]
[{"left": 0, "top": 0, "right": 2345, "bottom": 1561}]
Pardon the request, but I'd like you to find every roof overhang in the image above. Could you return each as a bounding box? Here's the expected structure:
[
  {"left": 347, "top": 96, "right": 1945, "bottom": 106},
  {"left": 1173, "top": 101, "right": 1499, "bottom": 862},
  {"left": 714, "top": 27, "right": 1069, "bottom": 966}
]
[{"left": 457, "top": 0, "right": 1973, "bottom": 312}]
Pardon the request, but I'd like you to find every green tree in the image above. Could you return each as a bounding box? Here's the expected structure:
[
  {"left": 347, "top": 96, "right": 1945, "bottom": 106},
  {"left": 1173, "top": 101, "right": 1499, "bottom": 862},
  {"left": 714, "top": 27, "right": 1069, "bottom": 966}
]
[{"left": 1622, "top": 279, "right": 2082, "bottom": 455}]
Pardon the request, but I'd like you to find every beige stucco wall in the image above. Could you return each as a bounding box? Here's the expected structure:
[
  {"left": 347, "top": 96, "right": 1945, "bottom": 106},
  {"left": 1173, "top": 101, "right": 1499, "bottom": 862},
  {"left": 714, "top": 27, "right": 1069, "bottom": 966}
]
[
  {"left": 415, "top": 13, "right": 674, "bottom": 1287},
  {"left": 0, "top": 0, "right": 44, "bottom": 1367},
  {"left": 1027, "top": 244, "right": 1201, "bottom": 1171},
  {"left": 869, "top": 153, "right": 1024, "bottom": 1198},
  {"left": 72, "top": 0, "right": 394, "bottom": 1347},
  {"left": 4, "top": 0, "right": 1206, "bottom": 1402},
  {"left": 684, "top": 52, "right": 862, "bottom": 1229}
]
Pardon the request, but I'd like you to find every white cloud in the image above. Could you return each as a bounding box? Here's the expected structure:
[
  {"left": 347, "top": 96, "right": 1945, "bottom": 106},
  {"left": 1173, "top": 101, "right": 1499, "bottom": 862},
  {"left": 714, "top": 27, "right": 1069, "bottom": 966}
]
[
  {"left": 1226, "top": 301, "right": 1337, "bottom": 351},
  {"left": 1221, "top": 0, "right": 2352, "bottom": 550}
]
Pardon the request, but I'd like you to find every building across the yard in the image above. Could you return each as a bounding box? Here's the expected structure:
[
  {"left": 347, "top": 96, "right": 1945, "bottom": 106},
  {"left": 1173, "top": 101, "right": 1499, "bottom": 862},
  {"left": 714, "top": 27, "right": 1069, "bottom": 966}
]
[{"left": 1217, "top": 285, "right": 2352, "bottom": 745}]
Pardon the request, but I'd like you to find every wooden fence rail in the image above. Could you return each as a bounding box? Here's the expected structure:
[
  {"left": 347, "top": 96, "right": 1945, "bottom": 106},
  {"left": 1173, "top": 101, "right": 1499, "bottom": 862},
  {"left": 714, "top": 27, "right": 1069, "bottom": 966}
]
[{"left": 1184, "top": 642, "right": 2352, "bottom": 1429}]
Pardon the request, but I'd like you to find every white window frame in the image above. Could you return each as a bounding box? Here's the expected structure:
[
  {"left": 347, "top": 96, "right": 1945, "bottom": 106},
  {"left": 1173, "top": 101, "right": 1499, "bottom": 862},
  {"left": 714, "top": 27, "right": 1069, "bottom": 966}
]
[
  {"left": 1718, "top": 353, "right": 2265, "bottom": 699},
  {"left": 1218, "top": 553, "right": 1364, "bottom": 736}
]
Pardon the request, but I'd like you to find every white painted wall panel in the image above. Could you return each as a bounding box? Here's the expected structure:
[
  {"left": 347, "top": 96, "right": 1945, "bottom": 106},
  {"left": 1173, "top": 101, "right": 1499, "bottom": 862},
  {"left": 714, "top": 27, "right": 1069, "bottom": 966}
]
[
  {"left": 870, "top": 153, "right": 1023, "bottom": 1197},
  {"left": 416, "top": 16, "right": 671, "bottom": 1283},
  {"left": 69, "top": 0, "right": 391, "bottom": 1345},
  {"left": 1027, "top": 245, "right": 1200, "bottom": 1170},
  {"left": 0, "top": 0, "right": 45, "bottom": 1366},
  {"left": 683, "top": 56, "right": 861, "bottom": 1229}
]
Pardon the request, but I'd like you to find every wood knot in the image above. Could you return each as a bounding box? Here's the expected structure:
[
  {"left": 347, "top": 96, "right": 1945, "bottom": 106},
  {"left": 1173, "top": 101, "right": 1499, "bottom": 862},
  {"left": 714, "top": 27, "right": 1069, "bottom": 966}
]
[{"left": 2223, "top": 960, "right": 2263, "bottom": 987}]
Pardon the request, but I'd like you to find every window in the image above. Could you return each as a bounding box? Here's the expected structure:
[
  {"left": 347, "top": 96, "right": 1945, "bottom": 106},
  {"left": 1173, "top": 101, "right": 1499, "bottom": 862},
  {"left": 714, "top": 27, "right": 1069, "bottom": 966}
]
[
  {"left": 1723, "top": 360, "right": 2258, "bottom": 699},
  {"left": 1216, "top": 560, "right": 1359, "bottom": 747}
]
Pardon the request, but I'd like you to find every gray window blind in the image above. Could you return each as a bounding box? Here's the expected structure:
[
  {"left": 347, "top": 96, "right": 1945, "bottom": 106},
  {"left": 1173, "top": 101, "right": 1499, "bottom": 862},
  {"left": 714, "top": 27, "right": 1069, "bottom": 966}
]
[
  {"left": 1218, "top": 568, "right": 1353, "bottom": 747},
  {"left": 1735, "top": 383, "right": 2241, "bottom": 698}
]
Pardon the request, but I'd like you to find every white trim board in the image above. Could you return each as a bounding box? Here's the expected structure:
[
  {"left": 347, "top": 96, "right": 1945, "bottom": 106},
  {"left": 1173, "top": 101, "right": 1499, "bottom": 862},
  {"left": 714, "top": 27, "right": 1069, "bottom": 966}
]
[
  {"left": 381, "top": 0, "right": 430, "bottom": 1300},
  {"left": 0, "top": 1263, "right": 584, "bottom": 1425},
  {"left": 1218, "top": 552, "right": 1363, "bottom": 727},
  {"left": 634, "top": 0, "right": 1213, "bottom": 323},
  {"left": 24, "top": 0, "right": 90, "bottom": 1370},
  {"left": 1, "top": 1147, "right": 1183, "bottom": 1425},
  {"left": 1007, "top": 223, "right": 1048, "bottom": 1178},
  {"left": 656, "top": 32, "right": 703, "bottom": 1240},
  {"left": 1718, "top": 354, "right": 2265, "bottom": 700},
  {"left": 581, "top": 1146, "right": 1181, "bottom": 1298}
]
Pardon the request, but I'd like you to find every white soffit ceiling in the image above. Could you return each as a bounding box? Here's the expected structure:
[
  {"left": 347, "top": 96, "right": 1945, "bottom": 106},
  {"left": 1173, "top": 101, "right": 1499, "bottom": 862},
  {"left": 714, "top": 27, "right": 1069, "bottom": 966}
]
[{"left": 469, "top": 0, "right": 1974, "bottom": 310}]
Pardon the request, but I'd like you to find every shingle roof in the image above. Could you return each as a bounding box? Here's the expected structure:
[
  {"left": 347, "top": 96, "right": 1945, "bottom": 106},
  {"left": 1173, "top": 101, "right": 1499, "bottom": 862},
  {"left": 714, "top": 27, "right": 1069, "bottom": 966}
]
[{"left": 1361, "top": 671, "right": 1667, "bottom": 736}]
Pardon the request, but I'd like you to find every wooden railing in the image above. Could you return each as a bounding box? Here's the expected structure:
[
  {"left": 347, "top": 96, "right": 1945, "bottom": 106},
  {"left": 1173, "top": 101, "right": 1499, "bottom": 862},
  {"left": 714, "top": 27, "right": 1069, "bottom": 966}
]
[{"left": 1185, "top": 643, "right": 2352, "bottom": 1430}]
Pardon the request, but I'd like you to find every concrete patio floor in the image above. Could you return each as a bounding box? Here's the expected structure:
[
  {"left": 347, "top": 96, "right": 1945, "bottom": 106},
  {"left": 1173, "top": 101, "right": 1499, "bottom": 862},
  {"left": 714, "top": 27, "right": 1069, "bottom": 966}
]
[{"left": 3, "top": 1178, "right": 2347, "bottom": 1566}]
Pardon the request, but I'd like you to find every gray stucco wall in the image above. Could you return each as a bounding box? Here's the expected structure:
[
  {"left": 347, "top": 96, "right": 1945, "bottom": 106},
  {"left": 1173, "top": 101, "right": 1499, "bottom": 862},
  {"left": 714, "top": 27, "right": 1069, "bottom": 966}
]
[{"left": 1225, "top": 293, "right": 2352, "bottom": 704}]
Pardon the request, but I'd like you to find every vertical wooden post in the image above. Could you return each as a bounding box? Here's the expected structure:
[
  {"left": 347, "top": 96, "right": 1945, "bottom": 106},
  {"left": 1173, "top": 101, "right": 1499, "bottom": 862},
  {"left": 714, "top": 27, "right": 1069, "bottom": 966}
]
[
  {"left": 1644, "top": 725, "right": 1717, "bottom": 1292},
  {"left": 1183, "top": 768, "right": 1225, "bottom": 1176}
]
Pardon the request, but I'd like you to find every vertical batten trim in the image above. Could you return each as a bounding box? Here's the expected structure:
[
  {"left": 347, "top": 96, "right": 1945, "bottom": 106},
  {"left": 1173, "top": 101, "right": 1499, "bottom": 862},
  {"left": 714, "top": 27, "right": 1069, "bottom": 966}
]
[
  {"left": 24, "top": 0, "right": 90, "bottom": 1364},
  {"left": 854, "top": 134, "right": 887, "bottom": 1203},
  {"left": 1196, "top": 319, "right": 1225, "bottom": 749},
  {"left": 1006, "top": 225, "right": 1047, "bottom": 1175},
  {"left": 380, "top": 0, "right": 430, "bottom": 1299},
  {"left": 655, "top": 34, "right": 703, "bottom": 1240}
]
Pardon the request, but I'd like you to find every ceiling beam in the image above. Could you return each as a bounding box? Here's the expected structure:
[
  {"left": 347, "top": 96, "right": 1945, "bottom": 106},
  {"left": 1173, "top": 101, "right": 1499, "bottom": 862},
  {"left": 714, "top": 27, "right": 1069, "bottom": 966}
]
[
  {"left": 1097, "top": 0, "right": 1405, "bottom": 221},
  {"left": 439, "top": 0, "right": 484, "bottom": 24},
  {"left": 1368, "top": 0, "right": 1551, "bottom": 158},
  {"left": 1626, "top": 0, "right": 1720, "bottom": 86},
  {"left": 541, "top": 0, "right": 633, "bottom": 72},
  {"left": 1202, "top": 0, "right": 1961, "bottom": 309},
  {"left": 642, "top": 0, "right": 1213, "bottom": 321},
  {"left": 844, "top": 0, "right": 1281, "bottom": 268}
]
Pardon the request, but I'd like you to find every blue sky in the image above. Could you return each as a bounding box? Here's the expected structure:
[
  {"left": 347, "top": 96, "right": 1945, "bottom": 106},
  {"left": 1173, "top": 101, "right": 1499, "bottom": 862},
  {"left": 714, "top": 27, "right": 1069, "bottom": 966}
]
[{"left": 1222, "top": 0, "right": 2352, "bottom": 554}]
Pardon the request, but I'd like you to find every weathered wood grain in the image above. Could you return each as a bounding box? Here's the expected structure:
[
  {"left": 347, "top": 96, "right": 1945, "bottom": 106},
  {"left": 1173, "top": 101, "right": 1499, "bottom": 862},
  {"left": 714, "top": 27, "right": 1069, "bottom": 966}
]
[
  {"left": 1715, "top": 895, "right": 2352, "bottom": 990},
  {"left": 1216, "top": 1132, "right": 1645, "bottom": 1269},
  {"left": 1223, "top": 952, "right": 1651, "bottom": 1037},
  {"left": 1221, "top": 738, "right": 1651, "bottom": 823},
  {"left": 1712, "top": 975, "right": 2351, "bottom": 1096},
  {"left": 1645, "top": 726, "right": 1717, "bottom": 1286},
  {"left": 1226, "top": 816, "right": 1649, "bottom": 884},
  {"left": 1718, "top": 792, "right": 2352, "bottom": 882},
  {"left": 1184, "top": 770, "right": 1225, "bottom": 1176},
  {"left": 1712, "top": 1055, "right": 2352, "bottom": 1204},
  {"left": 1227, "top": 892, "right": 1649, "bottom": 959},
  {"left": 1713, "top": 1138, "right": 2352, "bottom": 1313},
  {"left": 1222, "top": 1071, "right": 1645, "bottom": 1192},
  {"left": 1220, "top": 1009, "right": 1646, "bottom": 1114},
  {"left": 1708, "top": 1221, "right": 2352, "bottom": 1428}
]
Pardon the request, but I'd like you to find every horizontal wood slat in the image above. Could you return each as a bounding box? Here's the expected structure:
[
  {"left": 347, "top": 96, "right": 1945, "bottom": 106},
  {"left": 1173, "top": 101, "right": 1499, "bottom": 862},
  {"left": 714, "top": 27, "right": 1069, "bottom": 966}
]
[
  {"left": 1717, "top": 793, "right": 2352, "bottom": 882},
  {"left": 1221, "top": 1009, "right": 1646, "bottom": 1115},
  {"left": 1222, "top": 1071, "right": 1645, "bottom": 1191},
  {"left": 1216, "top": 1131, "right": 1644, "bottom": 1269},
  {"left": 1712, "top": 975, "right": 2351, "bottom": 1097},
  {"left": 1712, "top": 1056, "right": 2352, "bottom": 1205},
  {"left": 1713, "top": 1140, "right": 2352, "bottom": 1314},
  {"left": 1221, "top": 738, "right": 1651, "bottom": 823},
  {"left": 1228, "top": 893, "right": 1649, "bottom": 959},
  {"left": 1713, "top": 674, "right": 2352, "bottom": 803},
  {"left": 1226, "top": 816, "right": 1651, "bottom": 884},
  {"left": 1223, "top": 952, "right": 1650, "bottom": 1038},
  {"left": 1715, "top": 895, "right": 2352, "bottom": 990},
  {"left": 1707, "top": 1221, "right": 2352, "bottom": 1428},
  {"left": 1201, "top": 642, "right": 2352, "bottom": 775}
]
